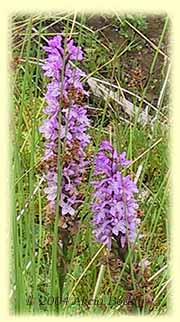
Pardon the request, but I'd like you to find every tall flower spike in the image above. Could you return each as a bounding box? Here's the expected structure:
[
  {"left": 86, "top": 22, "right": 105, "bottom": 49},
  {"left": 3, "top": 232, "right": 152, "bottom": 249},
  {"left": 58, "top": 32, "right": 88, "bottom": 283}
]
[
  {"left": 39, "top": 35, "right": 90, "bottom": 220},
  {"left": 91, "top": 140, "right": 140, "bottom": 250}
]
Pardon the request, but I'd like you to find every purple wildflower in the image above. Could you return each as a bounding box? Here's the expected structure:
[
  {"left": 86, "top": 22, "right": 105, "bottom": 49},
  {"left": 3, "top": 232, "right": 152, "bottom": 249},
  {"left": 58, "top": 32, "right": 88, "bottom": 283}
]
[
  {"left": 91, "top": 140, "right": 140, "bottom": 250},
  {"left": 40, "top": 35, "right": 90, "bottom": 218}
]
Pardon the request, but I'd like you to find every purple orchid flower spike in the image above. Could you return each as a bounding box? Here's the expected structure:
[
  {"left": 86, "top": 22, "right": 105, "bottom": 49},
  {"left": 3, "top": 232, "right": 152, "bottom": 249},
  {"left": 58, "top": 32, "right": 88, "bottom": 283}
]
[
  {"left": 91, "top": 141, "right": 140, "bottom": 254},
  {"left": 40, "top": 35, "right": 90, "bottom": 219}
]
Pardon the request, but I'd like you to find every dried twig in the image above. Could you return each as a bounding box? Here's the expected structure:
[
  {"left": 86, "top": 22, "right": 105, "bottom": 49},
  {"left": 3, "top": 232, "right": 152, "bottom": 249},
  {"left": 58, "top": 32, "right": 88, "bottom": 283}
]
[{"left": 87, "top": 77, "right": 151, "bottom": 126}]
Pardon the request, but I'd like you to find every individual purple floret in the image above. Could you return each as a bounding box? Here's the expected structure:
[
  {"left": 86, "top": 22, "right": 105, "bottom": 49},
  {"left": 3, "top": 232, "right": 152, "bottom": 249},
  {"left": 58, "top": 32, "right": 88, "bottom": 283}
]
[
  {"left": 39, "top": 35, "right": 90, "bottom": 219},
  {"left": 91, "top": 140, "right": 140, "bottom": 250}
]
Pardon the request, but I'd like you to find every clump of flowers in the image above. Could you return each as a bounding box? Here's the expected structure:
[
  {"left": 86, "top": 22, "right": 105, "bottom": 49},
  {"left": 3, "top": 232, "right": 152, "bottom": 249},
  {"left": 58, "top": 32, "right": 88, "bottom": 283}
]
[
  {"left": 91, "top": 140, "right": 140, "bottom": 251},
  {"left": 39, "top": 35, "right": 90, "bottom": 222}
]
